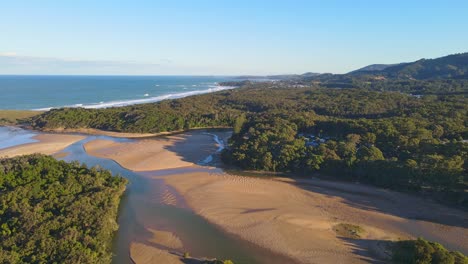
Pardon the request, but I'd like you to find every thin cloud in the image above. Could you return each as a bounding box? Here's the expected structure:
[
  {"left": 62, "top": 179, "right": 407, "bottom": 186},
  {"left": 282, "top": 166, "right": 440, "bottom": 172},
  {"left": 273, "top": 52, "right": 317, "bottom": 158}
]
[
  {"left": 0, "top": 52, "right": 17, "bottom": 57},
  {"left": 0, "top": 54, "right": 178, "bottom": 75}
]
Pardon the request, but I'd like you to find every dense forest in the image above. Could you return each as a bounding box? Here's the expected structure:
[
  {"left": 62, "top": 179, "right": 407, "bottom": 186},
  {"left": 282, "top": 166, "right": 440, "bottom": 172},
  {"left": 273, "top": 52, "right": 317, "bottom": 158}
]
[{"left": 0, "top": 154, "right": 127, "bottom": 263}]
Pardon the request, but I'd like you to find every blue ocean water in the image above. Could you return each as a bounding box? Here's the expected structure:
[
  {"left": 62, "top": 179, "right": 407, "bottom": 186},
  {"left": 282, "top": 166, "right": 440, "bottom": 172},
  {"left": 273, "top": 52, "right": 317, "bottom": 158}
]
[{"left": 0, "top": 75, "right": 234, "bottom": 110}]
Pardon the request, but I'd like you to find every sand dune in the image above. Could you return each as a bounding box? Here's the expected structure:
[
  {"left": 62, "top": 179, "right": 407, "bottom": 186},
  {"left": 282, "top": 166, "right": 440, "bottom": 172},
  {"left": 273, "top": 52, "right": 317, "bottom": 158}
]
[{"left": 0, "top": 134, "right": 85, "bottom": 158}]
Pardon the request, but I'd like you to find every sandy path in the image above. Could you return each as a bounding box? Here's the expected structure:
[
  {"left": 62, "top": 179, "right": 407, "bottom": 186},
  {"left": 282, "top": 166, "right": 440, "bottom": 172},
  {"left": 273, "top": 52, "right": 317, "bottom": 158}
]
[{"left": 0, "top": 134, "right": 85, "bottom": 158}]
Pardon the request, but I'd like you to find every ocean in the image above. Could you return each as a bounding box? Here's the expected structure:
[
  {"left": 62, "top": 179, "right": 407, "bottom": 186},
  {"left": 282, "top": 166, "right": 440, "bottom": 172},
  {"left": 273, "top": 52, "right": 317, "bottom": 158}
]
[{"left": 0, "top": 75, "right": 235, "bottom": 110}]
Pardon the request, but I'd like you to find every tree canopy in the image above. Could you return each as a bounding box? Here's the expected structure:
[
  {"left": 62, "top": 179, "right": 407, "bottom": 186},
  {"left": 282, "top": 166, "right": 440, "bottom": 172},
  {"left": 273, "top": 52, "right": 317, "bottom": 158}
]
[{"left": 0, "top": 154, "right": 127, "bottom": 264}]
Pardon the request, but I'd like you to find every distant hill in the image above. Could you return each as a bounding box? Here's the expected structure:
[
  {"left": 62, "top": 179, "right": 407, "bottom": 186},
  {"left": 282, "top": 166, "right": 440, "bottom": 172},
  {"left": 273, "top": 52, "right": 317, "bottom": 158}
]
[
  {"left": 236, "top": 72, "right": 321, "bottom": 81},
  {"left": 350, "top": 53, "right": 468, "bottom": 79},
  {"left": 233, "top": 52, "right": 468, "bottom": 84},
  {"left": 350, "top": 63, "right": 403, "bottom": 73}
]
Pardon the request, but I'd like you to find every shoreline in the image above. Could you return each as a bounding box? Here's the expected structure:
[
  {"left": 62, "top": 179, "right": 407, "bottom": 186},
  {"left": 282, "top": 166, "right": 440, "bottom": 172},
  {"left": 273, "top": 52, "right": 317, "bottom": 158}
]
[{"left": 31, "top": 84, "right": 237, "bottom": 111}]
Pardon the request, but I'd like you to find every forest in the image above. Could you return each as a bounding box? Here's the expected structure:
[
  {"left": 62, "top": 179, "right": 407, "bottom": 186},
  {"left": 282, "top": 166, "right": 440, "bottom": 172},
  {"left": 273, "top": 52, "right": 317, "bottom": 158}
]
[
  {"left": 0, "top": 154, "right": 127, "bottom": 264},
  {"left": 29, "top": 80, "right": 468, "bottom": 207}
]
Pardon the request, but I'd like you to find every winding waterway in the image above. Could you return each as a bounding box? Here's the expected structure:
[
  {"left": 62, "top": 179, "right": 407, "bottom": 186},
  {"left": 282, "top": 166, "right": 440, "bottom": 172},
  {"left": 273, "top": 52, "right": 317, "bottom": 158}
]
[{"left": 54, "top": 131, "right": 293, "bottom": 264}]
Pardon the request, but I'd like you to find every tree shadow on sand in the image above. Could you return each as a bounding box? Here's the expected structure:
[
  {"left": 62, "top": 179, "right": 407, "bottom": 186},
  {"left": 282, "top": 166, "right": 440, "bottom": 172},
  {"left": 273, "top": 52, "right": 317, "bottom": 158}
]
[
  {"left": 163, "top": 129, "right": 231, "bottom": 167},
  {"left": 337, "top": 237, "right": 393, "bottom": 264},
  {"left": 291, "top": 179, "right": 468, "bottom": 230}
]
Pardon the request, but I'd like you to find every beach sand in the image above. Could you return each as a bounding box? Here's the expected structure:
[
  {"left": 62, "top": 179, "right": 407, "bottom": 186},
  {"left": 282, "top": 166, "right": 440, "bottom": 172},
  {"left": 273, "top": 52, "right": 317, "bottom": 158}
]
[
  {"left": 83, "top": 131, "right": 468, "bottom": 264},
  {"left": 163, "top": 171, "right": 468, "bottom": 263},
  {"left": 0, "top": 133, "right": 85, "bottom": 158}
]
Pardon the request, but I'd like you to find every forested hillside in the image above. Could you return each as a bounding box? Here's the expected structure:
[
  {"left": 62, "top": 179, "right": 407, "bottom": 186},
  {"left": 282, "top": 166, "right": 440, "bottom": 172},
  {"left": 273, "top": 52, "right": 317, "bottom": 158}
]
[
  {"left": 350, "top": 52, "right": 468, "bottom": 80},
  {"left": 0, "top": 154, "right": 127, "bottom": 263}
]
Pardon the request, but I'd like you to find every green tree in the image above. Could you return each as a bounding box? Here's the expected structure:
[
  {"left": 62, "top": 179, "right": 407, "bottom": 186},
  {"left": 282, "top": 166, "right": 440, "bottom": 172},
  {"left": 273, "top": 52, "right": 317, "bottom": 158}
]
[{"left": 357, "top": 146, "right": 385, "bottom": 161}]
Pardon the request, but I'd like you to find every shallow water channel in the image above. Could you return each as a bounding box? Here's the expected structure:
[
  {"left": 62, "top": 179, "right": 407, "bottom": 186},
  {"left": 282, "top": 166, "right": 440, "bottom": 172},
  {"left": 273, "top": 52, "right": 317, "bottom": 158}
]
[{"left": 56, "top": 132, "right": 293, "bottom": 264}]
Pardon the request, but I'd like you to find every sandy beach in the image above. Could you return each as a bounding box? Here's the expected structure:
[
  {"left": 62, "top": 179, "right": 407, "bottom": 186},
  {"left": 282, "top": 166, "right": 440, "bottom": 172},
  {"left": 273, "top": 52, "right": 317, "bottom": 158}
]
[
  {"left": 82, "top": 131, "right": 468, "bottom": 264},
  {"left": 0, "top": 133, "right": 85, "bottom": 158}
]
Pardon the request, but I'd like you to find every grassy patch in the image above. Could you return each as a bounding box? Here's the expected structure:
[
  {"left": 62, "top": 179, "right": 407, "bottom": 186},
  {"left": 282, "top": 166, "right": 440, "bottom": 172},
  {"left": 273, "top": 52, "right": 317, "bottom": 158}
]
[
  {"left": 0, "top": 110, "right": 42, "bottom": 125},
  {"left": 333, "top": 223, "right": 365, "bottom": 239}
]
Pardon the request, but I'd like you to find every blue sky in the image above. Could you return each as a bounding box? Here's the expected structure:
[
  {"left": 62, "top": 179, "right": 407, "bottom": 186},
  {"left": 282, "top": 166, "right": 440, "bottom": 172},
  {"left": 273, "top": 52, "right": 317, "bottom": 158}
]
[{"left": 1, "top": 0, "right": 467, "bottom": 75}]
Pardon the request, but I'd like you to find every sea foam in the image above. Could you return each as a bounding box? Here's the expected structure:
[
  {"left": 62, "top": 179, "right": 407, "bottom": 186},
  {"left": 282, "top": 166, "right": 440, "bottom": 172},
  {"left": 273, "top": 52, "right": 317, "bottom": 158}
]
[{"left": 35, "top": 85, "right": 235, "bottom": 111}]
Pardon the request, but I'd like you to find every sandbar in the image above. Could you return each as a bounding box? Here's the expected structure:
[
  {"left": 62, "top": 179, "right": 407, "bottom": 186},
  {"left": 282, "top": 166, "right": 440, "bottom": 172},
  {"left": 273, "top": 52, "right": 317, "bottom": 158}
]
[{"left": 0, "top": 133, "right": 85, "bottom": 158}]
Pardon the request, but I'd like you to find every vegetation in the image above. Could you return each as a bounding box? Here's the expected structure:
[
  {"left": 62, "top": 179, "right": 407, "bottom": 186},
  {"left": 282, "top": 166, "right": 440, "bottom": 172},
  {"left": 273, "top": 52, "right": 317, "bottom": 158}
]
[
  {"left": 0, "top": 110, "right": 42, "bottom": 125},
  {"left": 355, "top": 52, "right": 468, "bottom": 80},
  {"left": 333, "top": 223, "right": 365, "bottom": 239},
  {"left": 28, "top": 81, "right": 468, "bottom": 206},
  {"left": 392, "top": 238, "right": 468, "bottom": 264},
  {"left": 0, "top": 154, "right": 127, "bottom": 264}
]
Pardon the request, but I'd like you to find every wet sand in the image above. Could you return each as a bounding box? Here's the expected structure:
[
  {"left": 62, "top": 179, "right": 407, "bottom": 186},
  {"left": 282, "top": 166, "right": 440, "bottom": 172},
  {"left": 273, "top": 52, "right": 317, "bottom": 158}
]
[
  {"left": 130, "top": 228, "right": 185, "bottom": 264},
  {"left": 0, "top": 133, "right": 86, "bottom": 158},
  {"left": 83, "top": 131, "right": 468, "bottom": 264}
]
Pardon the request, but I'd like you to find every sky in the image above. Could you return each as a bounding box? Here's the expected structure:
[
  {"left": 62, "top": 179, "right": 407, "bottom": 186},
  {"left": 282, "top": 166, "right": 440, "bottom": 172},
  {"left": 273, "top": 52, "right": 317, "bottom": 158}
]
[{"left": 1, "top": 0, "right": 468, "bottom": 75}]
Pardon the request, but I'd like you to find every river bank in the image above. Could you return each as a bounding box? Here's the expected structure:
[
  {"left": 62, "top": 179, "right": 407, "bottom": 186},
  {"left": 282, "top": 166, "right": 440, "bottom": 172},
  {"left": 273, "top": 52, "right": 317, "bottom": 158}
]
[
  {"left": 82, "top": 130, "right": 468, "bottom": 263},
  {"left": 1, "top": 127, "right": 467, "bottom": 263}
]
